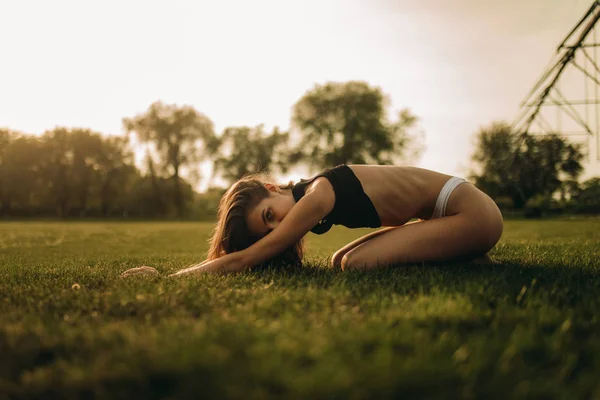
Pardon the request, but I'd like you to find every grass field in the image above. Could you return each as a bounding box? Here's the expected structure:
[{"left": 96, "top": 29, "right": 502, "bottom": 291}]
[{"left": 1, "top": 220, "right": 600, "bottom": 399}]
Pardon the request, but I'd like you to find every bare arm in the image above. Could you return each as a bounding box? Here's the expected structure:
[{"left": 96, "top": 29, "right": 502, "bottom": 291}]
[
  {"left": 241, "top": 181, "right": 333, "bottom": 267},
  {"left": 122, "top": 221, "right": 416, "bottom": 278},
  {"left": 169, "top": 178, "right": 335, "bottom": 276},
  {"left": 167, "top": 260, "right": 211, "bottom": 277}
]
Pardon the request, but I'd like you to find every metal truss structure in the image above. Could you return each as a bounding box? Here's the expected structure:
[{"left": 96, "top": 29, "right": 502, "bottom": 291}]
[{"left": 513, "top": 0, "right": 600, "bottom": 164}]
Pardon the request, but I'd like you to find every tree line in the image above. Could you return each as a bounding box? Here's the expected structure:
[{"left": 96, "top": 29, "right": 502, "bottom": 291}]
[
  {"left": 1, "top": 81, "right": 422, "bottom": 219},
  {"left": 1, "top": 81, "right": 597, "bottom": 219}
]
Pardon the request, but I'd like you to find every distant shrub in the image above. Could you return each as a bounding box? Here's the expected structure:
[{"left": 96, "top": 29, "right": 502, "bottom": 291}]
[
  {"left": 523, "top": 194, "right": 564, "bottom": 218},
  {"left": 572, "top": 178, "right": 600, "bottom": 215},
  {"left": 493, "top": 196, "right": 513, "bottom": 211}
]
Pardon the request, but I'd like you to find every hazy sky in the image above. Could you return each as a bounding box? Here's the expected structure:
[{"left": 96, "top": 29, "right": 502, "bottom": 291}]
[{"left": 1, "top": 0, "right": 596, "bottom": 187}]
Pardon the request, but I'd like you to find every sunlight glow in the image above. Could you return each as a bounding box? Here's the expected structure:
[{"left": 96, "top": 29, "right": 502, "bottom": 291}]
[{"left": 1, "top": 0, "right": 596, "bottom": 190}]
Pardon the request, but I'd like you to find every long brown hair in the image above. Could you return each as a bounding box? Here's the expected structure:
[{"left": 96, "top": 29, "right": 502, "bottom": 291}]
[{"left": 206, "top": 174, "right": 304, "bottom": 267}]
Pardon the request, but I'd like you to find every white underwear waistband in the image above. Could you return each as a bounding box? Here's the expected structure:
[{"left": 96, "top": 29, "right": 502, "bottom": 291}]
[{"left": 431, "top": 177, "right": 467, "bottom": 219}]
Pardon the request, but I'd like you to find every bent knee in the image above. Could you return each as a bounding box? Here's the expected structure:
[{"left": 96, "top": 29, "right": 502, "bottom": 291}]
[
  {"left": 340, "top": 253, "right": 352, "bottom": 271},
  {"left": 340, "top": 252, "right": 369, "bottom": 271},
  {"left": 331, "top": 251, "right": 345, "bottom": 269}
]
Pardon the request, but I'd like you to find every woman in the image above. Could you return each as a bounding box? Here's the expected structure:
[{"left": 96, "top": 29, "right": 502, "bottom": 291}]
[{"left": 121, "top": 164, "right": 503, "bottom": 277}]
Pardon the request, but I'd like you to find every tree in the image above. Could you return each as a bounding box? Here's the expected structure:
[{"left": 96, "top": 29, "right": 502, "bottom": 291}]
[
  {"left": 32, "top": 127, "right": 139, "bottom": 218},
  {"left": 0, "top": 130, "right": 43, "bottom": 215},
  {"left": 69, "top": 129, "right": 106, "bottom": 216},
  {"left": 96, "top": 136, "right": 137, "bottom": 216},
  {"left": 0, "top": 129, "right": 15, "bottom": 214},
  {"left": 291, "top": 81, "right": 423, "bottom": 170},
  {"left": 0, "top": 126, "right": 199, "bottom": 218},
  {"left": 470, "top": 122, "right": 584, "bottom": 209},
  {"left": 573, "top": 177, "right": 600, "bottom": 213},
  {"left": 123, "top": 101, "right": 217, "bottom": 217},
  {"left": 38, "top": 128, "right": 74, "bottom": 217},
  {"left": 213, "top": 125, "right": 291, "bottom": 184}
]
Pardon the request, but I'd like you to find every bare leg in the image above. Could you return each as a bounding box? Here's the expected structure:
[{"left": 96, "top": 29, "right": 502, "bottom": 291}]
[
  {"left": 330, "top": 221, "right": 423, "bottom": 269},
  {"left": 341, "top": 185, "right": 503, "bottom": 271}
]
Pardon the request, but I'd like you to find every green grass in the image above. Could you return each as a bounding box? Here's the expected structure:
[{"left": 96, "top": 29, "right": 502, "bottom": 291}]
[{"left": 1, "top": 220, "right": 600, "bottom": 399}]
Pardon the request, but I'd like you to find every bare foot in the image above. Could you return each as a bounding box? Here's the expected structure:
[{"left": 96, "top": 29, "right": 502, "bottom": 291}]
[{"left": 120, "top": 266, "right": 160, "bottom": 278}]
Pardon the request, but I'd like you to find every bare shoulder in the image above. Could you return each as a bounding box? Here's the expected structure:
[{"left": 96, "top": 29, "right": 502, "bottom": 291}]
[{"left": 305, "top": 177, "right": 335, "bottom": 214}]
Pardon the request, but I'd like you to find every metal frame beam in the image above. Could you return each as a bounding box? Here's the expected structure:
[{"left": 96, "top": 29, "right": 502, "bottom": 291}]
[{"left": 513, "top": 1, "right": 600, "bottom": 162}]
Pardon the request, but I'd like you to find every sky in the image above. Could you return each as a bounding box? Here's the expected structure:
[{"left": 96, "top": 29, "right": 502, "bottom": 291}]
[{"left": 1, "top": 0, "right": 598, "bottom": 189}]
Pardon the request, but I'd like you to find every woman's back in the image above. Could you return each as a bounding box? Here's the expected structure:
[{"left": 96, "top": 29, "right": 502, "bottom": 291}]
[{"left": 349, "top": 165, "right": 454, "bottom": 226}]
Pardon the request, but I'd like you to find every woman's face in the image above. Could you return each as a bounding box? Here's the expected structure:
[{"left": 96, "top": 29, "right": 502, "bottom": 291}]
[{"left": 246, "top": 187, "right": 295, "bottom": 239}]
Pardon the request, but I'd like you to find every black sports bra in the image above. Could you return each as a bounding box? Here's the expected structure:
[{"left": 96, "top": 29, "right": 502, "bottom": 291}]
[{"left": 291, "top": 164, "right": 382, "bottom": 234}]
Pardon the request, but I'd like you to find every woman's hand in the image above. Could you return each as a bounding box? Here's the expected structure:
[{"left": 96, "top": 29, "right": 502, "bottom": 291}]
[
  {"left": 119, "top": 266, "right": 160, "bottom": 278},
  {"left": 119, "top": 253, "right": 246, "bottom": 279}
]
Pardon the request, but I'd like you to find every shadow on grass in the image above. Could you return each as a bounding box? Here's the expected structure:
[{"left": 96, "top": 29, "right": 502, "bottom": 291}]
[{"left": 246, "top": 259, "right": 600, "bottom": 311}]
